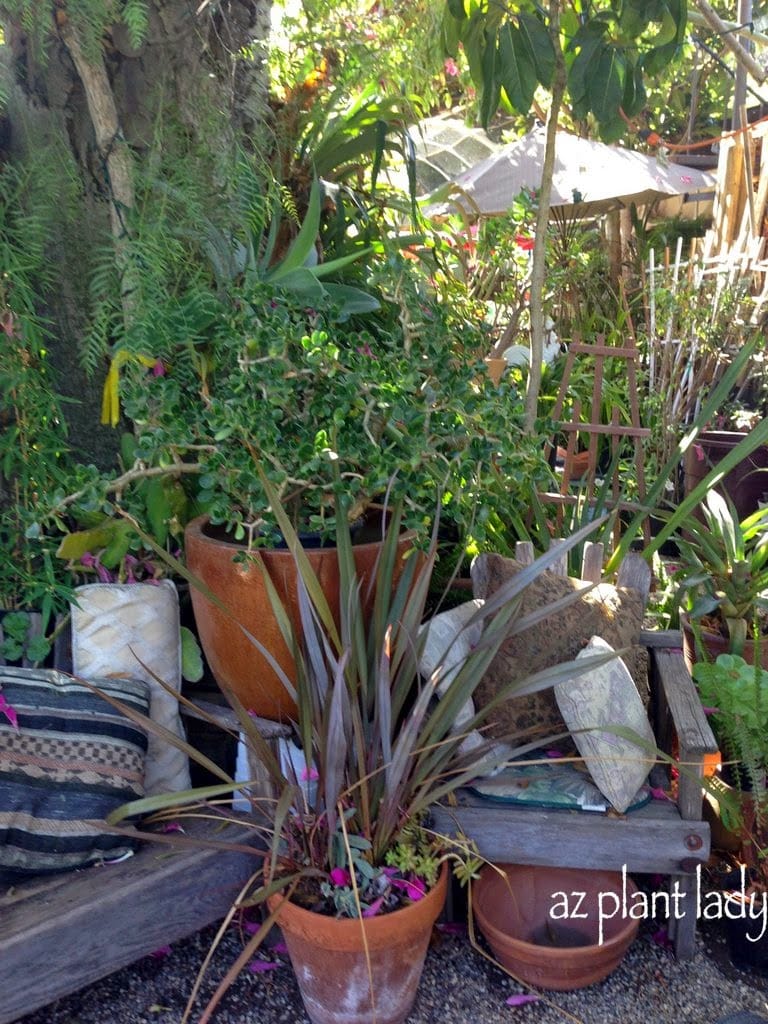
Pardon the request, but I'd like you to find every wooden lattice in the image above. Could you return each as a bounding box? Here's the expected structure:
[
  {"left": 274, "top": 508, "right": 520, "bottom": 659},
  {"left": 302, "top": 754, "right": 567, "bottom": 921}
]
[{"left": 540, "top": 332, "right": 651, "bottom": 547}]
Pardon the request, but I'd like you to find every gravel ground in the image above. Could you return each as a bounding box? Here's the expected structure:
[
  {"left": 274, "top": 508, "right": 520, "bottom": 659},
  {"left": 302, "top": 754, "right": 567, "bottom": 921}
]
[{"left": 13, "top": 901, "right": 768, "bottom": 1024}]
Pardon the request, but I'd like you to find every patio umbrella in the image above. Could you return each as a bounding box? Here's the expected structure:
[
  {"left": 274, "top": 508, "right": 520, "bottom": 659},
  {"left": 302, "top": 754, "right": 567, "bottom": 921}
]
[{"left": 426, "top": 126, "right": 715, "bottom": 219}]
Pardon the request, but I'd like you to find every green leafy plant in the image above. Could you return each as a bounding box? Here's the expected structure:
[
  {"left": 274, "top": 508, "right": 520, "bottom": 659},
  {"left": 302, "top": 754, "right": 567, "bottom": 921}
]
[
  {"left": 693, "top": 653, "right": 768, "bottom": 803},
  {"left": 0, "top": 610, "right": 50, "bottom": 665},
  {"left": 672, "top": 490, "right": 768, "bottom": 657},
  {"left": 105, "top": 479, "right": 611, "bottom": 1019},
  {"left": 114, "top": 251, "right": 548, "bottom": 547}
]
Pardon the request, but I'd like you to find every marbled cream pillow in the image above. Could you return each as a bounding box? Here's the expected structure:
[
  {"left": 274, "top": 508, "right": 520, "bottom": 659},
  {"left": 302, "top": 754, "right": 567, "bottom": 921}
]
[{"left": 71, "top": 581, "right": 191, "bottom": 795}]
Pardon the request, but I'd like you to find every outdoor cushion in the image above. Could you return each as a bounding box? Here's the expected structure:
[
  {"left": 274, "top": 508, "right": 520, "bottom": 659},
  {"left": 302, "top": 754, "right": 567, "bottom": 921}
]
[
  {"left": 554, "top": 636, "right": 655, "bottom": 812},
  {"left": 0, "top": 667, "right": 149, "bottom": 879},
  {"left": 71, "top": 581, "right": 190, "bottom": 795},
  {"left": 470, "top": 554, "right": 647, "bottom": 747}
]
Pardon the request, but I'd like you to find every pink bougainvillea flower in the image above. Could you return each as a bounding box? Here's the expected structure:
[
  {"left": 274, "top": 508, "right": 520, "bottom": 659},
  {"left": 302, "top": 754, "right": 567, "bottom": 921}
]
[
  {"left": 391, "top": 876, "right": 426, "bottom": 900},
  {"left": 271, "top": 941, "right": 289, "bottom": 955},
  {"left": 152, "top": 359, "right": 166, "bottom": 377},
  {"left": 444, "top": 57, "right": 459, "bottom": 77},
  {"left": 362, "top": 896, "right": 385, "bottom": 918},
  {"left": 330, "top": 867, "right": 352, "bottom": 887},
  {"left": 650, "top": 786, "right": 673, "bottom": 802},
  {"left": 702, "top": 705, "right": 719, "bottom": 716},
  {"left": 248, "top": 959, "right": 280, "bottom": 974},
  {"left": 506, "top": 994, "right": 540, "bottom": 1006},
  {"left": 150, "top": 945, "right": 172, "bottom": 958},
  {"left": 300, "top": 765, "right": 319, "bottom": 782},
  {"left": 0, "top": 695, "right": 18, "bottom": 731}
]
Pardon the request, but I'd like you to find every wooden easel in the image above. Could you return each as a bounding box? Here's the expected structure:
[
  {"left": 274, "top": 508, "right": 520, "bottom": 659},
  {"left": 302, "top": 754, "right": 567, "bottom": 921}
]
[{"left": 541, "top": 332, "right": 651, "bottom": 548}]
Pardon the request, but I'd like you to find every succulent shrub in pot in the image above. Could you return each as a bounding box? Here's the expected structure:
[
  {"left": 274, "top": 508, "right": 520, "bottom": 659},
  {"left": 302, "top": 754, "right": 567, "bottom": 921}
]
[{"left": 116, "top": 259, "right": 550, "bottom": 715}]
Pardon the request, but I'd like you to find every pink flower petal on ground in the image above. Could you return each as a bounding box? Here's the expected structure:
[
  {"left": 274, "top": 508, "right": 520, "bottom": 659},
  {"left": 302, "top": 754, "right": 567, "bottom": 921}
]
[
  {"left": 506, "top": 994, "right": 540, "bottom": 1006},
  {"left": 702, "top": 706, "right": 719, "bottom": 716},
  {"left": 650, "top": 787, "right": 673, "bottom": 802},
  {"left": 248, "top": 960, "right": 280, "bottom": 974},
  {"left": 652, "top": 926, "right": 674, "bottom": 950},
  {"left": 300, "top": 765, "right": 319, "bottom": 781},
  {"left": 150, "top": 946, "right": 172, "bottom": 958},
  {"left": 436, "top": 921, "right": 467, "bottom": 935},
  {"left": 271, "top": 941, "right": 289, "bottom": 955},
  {"left": 545, "top": 749, "right": 564, "bottom": 758},
  {"left": 330, "top": 867, "right": 351, "bottom": 887},
  {"left": 161, "top": 822, "right": 184, "bottom": 833}
]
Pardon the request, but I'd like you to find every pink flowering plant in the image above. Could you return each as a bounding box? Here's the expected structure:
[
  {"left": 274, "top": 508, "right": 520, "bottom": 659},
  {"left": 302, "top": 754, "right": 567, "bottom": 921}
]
[{"left": 102, "top": 473, "right": 611, "bottom": 1019}]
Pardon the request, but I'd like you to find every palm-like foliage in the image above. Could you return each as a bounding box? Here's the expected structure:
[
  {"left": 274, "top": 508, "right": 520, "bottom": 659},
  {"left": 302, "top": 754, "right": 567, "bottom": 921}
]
[{"left": 674, "top": 490, "right": 768, "bottom": 656}]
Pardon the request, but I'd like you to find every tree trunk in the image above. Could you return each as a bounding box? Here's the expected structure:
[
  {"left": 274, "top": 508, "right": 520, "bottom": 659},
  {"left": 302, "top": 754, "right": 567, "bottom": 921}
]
[{"left": 1, "top": 1, "right": 271, "bottom": 466}]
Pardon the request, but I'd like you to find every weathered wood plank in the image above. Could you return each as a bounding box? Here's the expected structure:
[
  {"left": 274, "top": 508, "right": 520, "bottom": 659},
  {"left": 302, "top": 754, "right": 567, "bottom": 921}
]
[
  {"left": 617, "top": 553, "right": 652, "bottom": 607},
  {"left": 430, "top": 798, "right": 709, "bottom": 875},
  {"left": 654, "top": 648, "right": 718, "bottom": 760},
  {"left": 184, "top": 697, "right": 291, "bottom": 739},
  {"left": 0, "top": 819, "right": 263, "bottom": 1024},
  {"left": 580, "top": 541, "right": 604, "bottom": 584}
]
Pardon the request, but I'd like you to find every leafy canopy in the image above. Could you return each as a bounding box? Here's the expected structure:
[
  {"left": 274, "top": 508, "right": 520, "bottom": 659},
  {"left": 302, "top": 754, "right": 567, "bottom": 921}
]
[{"left": 442, "top": 0, "right": 688, "bottom": 139}]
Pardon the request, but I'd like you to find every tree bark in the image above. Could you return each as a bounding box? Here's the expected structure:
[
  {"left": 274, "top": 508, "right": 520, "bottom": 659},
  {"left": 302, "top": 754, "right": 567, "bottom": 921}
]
[{"left": 1, "top": 0, "right": 271, "bottom": 467}]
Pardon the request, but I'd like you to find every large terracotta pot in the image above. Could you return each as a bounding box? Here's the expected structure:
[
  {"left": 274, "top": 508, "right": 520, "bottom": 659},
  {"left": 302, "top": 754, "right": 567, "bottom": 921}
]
[
  {"left": 267, "top": 864, "right": 447, "bottom": 1024},
  {"left": 184, "top": 515, "right": 415, "bottom": 720},
  {"left": 473, "top": 864, "right": 639, "bottom": 991}
]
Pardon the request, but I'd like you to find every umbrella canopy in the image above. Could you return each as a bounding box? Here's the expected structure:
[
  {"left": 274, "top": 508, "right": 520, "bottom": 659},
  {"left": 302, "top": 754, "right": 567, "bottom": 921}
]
[{"left": 426, "top": 127, "right": 715, "bottom": 219}]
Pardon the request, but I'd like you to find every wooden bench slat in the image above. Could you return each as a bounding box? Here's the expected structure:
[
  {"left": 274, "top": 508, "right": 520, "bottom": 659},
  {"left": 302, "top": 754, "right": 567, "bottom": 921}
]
[{"left": 0, "top": 820, "right": 263, "bottom": 1024}]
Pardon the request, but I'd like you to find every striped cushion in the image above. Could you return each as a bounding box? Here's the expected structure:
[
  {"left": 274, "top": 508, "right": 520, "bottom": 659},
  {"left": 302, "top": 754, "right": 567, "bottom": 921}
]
[{"left": 0, "top": 668, "right": 149, "bottom": 878}]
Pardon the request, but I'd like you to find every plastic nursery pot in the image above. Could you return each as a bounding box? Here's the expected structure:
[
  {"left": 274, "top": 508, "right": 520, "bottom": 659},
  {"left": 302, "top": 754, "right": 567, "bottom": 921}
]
[
  {"left": 267, "top": 863, "right": 448, "bottom": 1024},
  {"left": 472, "top": 864, "right": 640, "bottom": 991},
  {"left": 184, "top": 514, "right": 416, "bottom": 720}
]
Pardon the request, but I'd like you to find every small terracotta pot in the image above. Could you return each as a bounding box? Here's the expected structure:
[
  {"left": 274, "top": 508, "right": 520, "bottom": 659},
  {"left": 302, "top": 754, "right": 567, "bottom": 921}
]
[
  {"left": 473, "top": 864, "right": 640, "bottom": 991},
  {"left": 268, "top": 864, "right": 448, "bottom": 1024},
  {"left": 185, "top": 515, "right": 416, "bottom": 720}
]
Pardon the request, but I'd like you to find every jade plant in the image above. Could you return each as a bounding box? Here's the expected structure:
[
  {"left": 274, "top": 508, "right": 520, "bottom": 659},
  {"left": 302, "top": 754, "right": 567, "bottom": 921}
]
[{"left": 114, "top": 254, "right": 549, "bottom": 549}]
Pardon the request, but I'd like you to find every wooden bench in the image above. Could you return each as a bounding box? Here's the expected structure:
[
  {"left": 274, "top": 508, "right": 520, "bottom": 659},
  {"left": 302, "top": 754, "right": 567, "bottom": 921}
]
[
  {"left": 0, "top": 699, "right": 288, "bottom": 1024},
  {"left": 431, "top": 543, "right": 718, "bottom": 960},
  {"left": 0, "top": 816, "right": 263, "bottom": 1024}
]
